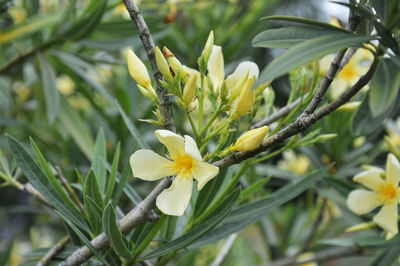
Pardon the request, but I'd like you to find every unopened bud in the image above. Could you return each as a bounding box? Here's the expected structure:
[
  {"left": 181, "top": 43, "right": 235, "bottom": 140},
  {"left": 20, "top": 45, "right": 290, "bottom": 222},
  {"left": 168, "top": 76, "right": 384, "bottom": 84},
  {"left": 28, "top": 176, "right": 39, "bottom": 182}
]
[
  {"left": 163, "top": 47, "right": 189, "bottom": 82},
  {"left": 219, "top": 80, "right": 228, "bottom": 102},
  {"left": 137, "top": 84, "right": 157, "bottom": 102},
  {"left": 229, "top": 71, "right": 249, "bottom": 102},
  {"left": 234, "top": 77, "right": 255, "bottom": 120},
  {"left": 155, "top": 46, "right": 173, "bottom": 82},
  {"left": 183, "top": 73, "right": 198, "bottom": 108},
  {"left": 231, "top": 126, "right": 269, "bottom": 152},
  {"left": 203, "top": 30, "right": 214, "bottom": 63},
  {"left": 127, "top": 49, "right": 153, "bottom": 92},
  {"left": 314, "top": 133, "right": 337, "bottom": 143},
  {"left": 346, "top": 221, "right": 376, "bottom": 232}
]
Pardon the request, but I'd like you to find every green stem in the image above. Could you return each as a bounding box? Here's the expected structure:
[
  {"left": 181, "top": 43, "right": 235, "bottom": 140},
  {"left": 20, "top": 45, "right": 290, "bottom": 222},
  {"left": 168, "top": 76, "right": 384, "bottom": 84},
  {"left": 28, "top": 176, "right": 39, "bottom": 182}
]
[
  {"left": 250, "top": 146, "right": 289, "bottom": 165},
  {"left": 198, "top": 71, "right": 205, "bottom": 131},
  {"left": 186, "top": 112, "right": 199, "bottom": 139},
  {"left": 199, "top": 103, "right": 222, "bottom": 138}
]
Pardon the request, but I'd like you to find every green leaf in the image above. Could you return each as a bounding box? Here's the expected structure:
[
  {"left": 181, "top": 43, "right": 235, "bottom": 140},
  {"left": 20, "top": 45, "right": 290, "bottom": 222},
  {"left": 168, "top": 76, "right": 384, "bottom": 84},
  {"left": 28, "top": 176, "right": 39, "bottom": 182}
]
[
  {"left": 37, "top": 53, "right": 60, "bottom": 124},
  {"left": 0, "top": 241, "right": 13, "bottom": 265},
  {"left": 352, "top": 93, "right": 400, "bottom": 135},
  {"left": 112, "top": 164, "right": 142, "bottom": 207},
  {"left": 257, "top": 34, "right": 373, "bottom": 84},
  {"left": 252, "top": 26, "right": 341, "bottom": 49},
  {"left": 7, "top": 135, "right": 90, "bottom": 233},
  {"left": 30, "top": 138, "right": 79, "bottom": 213},
  {"left": 370, "top": 245, "right": 400, "bottom": 266},
  {"left": 85, "top": 196, "right": 104, "bottom": 224},
  {"left": 92, "top": 129, "right": 107, "bottom": 193},
  {"left": 103, "top": 203, "right": 133, "bottom": 260},
  {"left": 105, "top": 143, "right": 120, "bottom": 204},
  {"left": 58, "top": 96, "right": 95, "bottom": 160},
  {"left": 142, "top": 188, "right": 240, "bottom": 259},
  {"left": 239, "top": 175, "right": 271, "bottom": 203},
  {"left": 62, "top": 0, "right": 107, "bottom": 41},
  {"left": 84, "top": 170, "right": 104, "bottom": 234},
  {"left": 369, "top": 59, "right": 400, "bottom": 116},
  {"left": 115, "top": 100, "right": 149, "bottom": 150},
  {"left": 190, "top": 166, "right": 328, "bottom": 248},
  {"left": 261, "top": 16, "right": 350, "bottom": 33},
  {"left": 56, "top": 211, "right": 110, "bottom": 266},
  {"left": 133, "top": 215, "right": 167, "bottom": 260}
]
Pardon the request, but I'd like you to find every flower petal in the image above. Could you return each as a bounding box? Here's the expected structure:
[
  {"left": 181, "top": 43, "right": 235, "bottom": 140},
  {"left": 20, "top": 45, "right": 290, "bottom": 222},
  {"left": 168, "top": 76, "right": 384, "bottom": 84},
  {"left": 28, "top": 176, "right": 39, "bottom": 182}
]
[
  {"left": 130, "top": 150, "right": 175, "bottom": 181},
  {"left": 207, "top": 45, "right": 224, "bottom": 89},
  {"left": 192, "top": 161, "right": 219, "bottom": 190},
  {"left": 156, "top": 176, "right": 193, "bottom": 216},
  {"left": 386, "top": 154, "right": 400, "bottom": 186},
  {"left": 226, "top": 61, "right": 259, "bottom": 90},
  {"left": 347, "top": 189, "right": 383, "bottom": 215},
  {"left": 353, "top": 170, "right": 384, "bottom": 191},
  {"left": 373, "top": 201, "right": 399, "bottom": 235},
  {"left": 184, "top": 135, "right": 202, "bottom": 161},
  {"left": 155, "top": 130, "right": 185, "bottom": 159}
]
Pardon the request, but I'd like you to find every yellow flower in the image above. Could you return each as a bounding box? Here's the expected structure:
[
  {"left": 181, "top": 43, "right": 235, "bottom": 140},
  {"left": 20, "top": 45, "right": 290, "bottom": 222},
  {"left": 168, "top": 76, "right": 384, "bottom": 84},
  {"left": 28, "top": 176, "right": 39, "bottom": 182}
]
[
  {"left": 183, "top": 73, "right": 199, "bottom": 108},
  {"left": 57, "top": 74, "right": 76, "bottom": 96},
  {"left": 320, "top": 48, "right": 373, "bottom": 99},
  {"left": 231, "top": 126, "right": 269, "bottom": 152},
  {"left": 207, "top": 45, "right": 225, "bottom": 90},
  {"left": 277, "top": 151, "right": 311, "bottom": 175},
  {"left": 234, "top": 77, "right": 256, "bottom": 120},
  {"left": 130, "top": 130, "right": 219, "bottom": 216},
  {"left": 127, "top": 49, "right": 156, "bottom": 97},
  {"left": 347, "top": 154, "right": 400, "bottom": 235}
]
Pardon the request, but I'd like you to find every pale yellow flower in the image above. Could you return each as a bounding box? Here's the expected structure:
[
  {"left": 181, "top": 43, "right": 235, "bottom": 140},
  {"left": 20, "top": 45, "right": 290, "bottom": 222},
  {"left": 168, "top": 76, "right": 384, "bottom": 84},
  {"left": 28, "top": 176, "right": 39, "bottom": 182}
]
[
  {"left": 183, "top": 73, "right": 199, "bottom": 108},
  {"left": 347, "top": 154, "right": 400, "bottom": 235},
  {"left": 320, "top": 48, "right": 373, "bottom": 99},
  {"left": 130, "top": 130, "right": 219, "bottom": 216},
  {"left": 277, "top": 151, "right": 311, "bottom": 175},
  {"left": 57, "top": 74, "right": 76, "bottom": 96},
  {"left": 231, "top": 126, "right": 269, "bottom": 152},
  {"left": 127, "top": 49, "right": 156, "bottom": 97}
]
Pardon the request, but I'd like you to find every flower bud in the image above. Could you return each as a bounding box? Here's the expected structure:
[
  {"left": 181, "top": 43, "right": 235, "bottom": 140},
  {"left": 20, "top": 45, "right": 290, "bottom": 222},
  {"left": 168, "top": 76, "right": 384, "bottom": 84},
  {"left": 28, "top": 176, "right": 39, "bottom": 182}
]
[
  {"left": 346, "top": 221, "right": 376, "bottom": 232},
  {"left": 155, "top": 46, "right": 173, "bottom": 82},
  {"left": 219, "top": 80, "right": 228, "bottom": 102},
  {"left": 183, "top": 73, "right": 198, "bottom": 108},
  {"left": 229, "top": 71, "right": 249, "bottom": 103},
  {"left": 127, "top": 49, "right": 153, "bottom": 92},
  {"left": 137, "top": 84, "right": 157, "bottom": 101},
  {"left": 207, "top": 45, "right": 224, "bottom": 90},
  {"left": 234, "top": 77, "right": 255, "bottom": 120},
  {"left": 163, "top": 47, "right": 189, "bottom": 82},
  {"left": 231, "top": 126, "right": 269, "bottom": 152},
  {"left": 314, "top": 133, "right": 337, "bottom": 142},
  {"left": 202, "top": 30, "right": 214, "bottom": 63}
]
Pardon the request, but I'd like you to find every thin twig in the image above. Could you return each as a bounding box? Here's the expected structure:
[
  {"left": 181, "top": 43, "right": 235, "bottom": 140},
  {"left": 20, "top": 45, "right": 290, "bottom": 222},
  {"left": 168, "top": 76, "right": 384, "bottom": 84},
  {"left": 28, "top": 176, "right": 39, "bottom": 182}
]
[
  {"left": 268, "top": 246, "right": 363, "bottom": 266},
  {"left": 122, "top": 0, "right": 175, "bottom": 132},
  {"left": 299, "top": 199, "right": 326, "bottom": 253},
  {"left": 213, "top": 57, "right": 379, "bottom": 169},
  {"left": 304, "top": 5, "right": 361, "bottom": 115},
  {"left": 36, "top": 236, "right": 69, "bottom": 266},
  {"left": 210, "top": 233, "right": 238, "bottom": 266},
  {"left": 11, "top": 180, "right": 47, "bottom": 203},
  {"left": 54, "top": 166, "right": 86, "bottom": 215}
]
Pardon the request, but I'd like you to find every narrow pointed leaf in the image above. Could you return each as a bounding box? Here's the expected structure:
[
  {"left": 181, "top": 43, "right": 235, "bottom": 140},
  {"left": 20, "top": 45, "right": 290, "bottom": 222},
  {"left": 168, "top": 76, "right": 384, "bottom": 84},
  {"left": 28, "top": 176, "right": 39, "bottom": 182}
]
[
  {"left": 105, "top": 143, "right": 120, "bottom": 203},
  {"left": 84, "top": 171, "right": 104, "bottom": 234},
  {"left": 92, "top": 128, "right": 107, "bottom": 192}
]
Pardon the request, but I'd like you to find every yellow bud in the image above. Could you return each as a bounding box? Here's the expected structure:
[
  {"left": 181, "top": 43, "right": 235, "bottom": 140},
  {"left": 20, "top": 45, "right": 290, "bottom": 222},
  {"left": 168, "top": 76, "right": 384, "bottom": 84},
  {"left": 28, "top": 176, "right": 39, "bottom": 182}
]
[
  {"left": 183, "top": 73, "right": 198, "bottom": 108},
  {"left": 127, "top": 49, "right": 154, "bottom": 92},
  {"left": 203, "top": 30, "right": 214, "bottom": 63},
  {"left": 229, "top": 71, "right": 249, "bottom": 102},
  {"left": 155, "top": 46, "right": 173, "bottom": 82},
  {"left": 231, "top": 126, "right": 269, "bottom": 152},
  {"left": 336, "top": 101, "right": 361, "bottom": 112},
  {"left": 137, "top": 84, "right": 157, "bottom": 101},
  {"left": 163, "top": 47, "right": 189, "bottom": 82},
  {"left": 346, "top": 221, "right": 376, "bottom": 232},
  {"left": 234, "top": 77, "right": 255, "bottom": 120},
  {"left": 314, "top": 133, "right": 337, "bottom": 142}
]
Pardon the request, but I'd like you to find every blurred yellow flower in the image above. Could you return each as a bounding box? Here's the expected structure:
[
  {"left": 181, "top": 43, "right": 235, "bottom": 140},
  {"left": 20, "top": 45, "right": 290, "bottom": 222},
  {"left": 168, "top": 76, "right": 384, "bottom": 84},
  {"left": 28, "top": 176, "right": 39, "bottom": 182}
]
[
  {"left": 231, "top": 126, "right": 269, "bottom": 152},
  {"left": 12, "top": 82, "right": 30, "bottom": 101},
  {"left": 277, "top": 151, "right": 311, "bottom": 175},
  {"left": 57, "top": 75, "right": 76, "bottom": 96},
  {"left": 347, "top": 154, "right": 400, "bottom": 235},
  {"left": 130, "top": 130, "right": 219, "bottom": 216}
]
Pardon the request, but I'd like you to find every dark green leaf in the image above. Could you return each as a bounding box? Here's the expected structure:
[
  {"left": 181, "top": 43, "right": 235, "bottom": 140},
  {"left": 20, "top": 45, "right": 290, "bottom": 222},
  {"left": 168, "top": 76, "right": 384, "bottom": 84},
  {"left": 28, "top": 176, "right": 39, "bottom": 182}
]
[
  {"left": 56, "top": 211, "right": 109, "bottom": 266},
  {"left": 0, "top": 241, "right": 13, "bottom": 265},
  {"left": 239, "top": 175, "right": 271, "bottom": 203},
  {"left": 84, "top": 170, "right": 104, "bottom": 234},
  {"left": 190, "top": 166, "right": 328, "bottom": 248},
  {"left": 257, "top": 34, "right": 373, "bottom": 84},
  {"left": 103, "top": 203, "right": 133, "bottom": 260},
  {"left": 253, "top": 26, "right": 341, "bottom": 49},
  {"left": 261, "top": 16, "right": 350, "bottom": 33},
  {"left": 7, "top": 136, "right": 90, "bottom": 233},
  {"left": 37, "top": 53, "right": 60, "bottom": 124},
  {"left": 92, "top": 129, "right": 107, "bottom": 193},
  {"left": 105, "top": 143, "right": 120, "bottom": 204},
  {"left": 142, "top": 188, "right": 240, "bottom": 259},
  {"left": 369, "top": 59, "right": 400, "bottom": 116},
  {"left": 85, "top": 196, "right": 104, "bottom": 224}
]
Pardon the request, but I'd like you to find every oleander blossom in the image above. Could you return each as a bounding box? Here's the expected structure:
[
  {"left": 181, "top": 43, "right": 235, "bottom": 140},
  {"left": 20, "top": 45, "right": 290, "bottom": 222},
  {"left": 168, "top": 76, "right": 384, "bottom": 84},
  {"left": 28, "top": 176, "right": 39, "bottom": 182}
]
[
  {"left": 130, "top": 130, "right": 219, "bottom": 216},
  {"left": 347, "top": 154, "right": 400, "bottom": 235}
]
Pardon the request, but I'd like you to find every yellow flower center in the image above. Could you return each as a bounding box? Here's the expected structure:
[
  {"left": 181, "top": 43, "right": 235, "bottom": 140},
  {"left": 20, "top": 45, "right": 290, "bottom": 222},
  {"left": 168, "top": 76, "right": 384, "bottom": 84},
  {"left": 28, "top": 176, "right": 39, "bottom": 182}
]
[
  {"left": 379, "top": 183, "right": 397, "bottom": 202},
  {"left": 338, "top": 63, "right": 357, "bottom": 82},
  {"left": 173, "top": 154, "right": 194, "bottom": 176}
]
